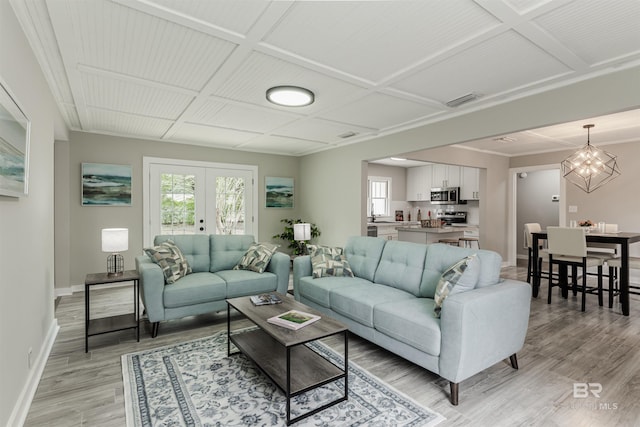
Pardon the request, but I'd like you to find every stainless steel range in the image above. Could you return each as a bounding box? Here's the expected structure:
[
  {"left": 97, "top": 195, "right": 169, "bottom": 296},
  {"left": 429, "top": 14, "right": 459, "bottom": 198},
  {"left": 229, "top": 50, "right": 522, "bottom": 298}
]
[{"left": 435, "top": 211, "right": 467, "bottom": 226}]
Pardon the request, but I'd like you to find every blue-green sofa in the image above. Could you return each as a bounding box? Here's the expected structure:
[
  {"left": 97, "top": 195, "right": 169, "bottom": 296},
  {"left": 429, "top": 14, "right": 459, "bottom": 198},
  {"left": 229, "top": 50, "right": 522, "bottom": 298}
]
[
  {"left": 293, "top": 236, "right": 531, "bottom": 405},
  {"left": 136, "top": 234, "right": 290, "bottom": 337}
]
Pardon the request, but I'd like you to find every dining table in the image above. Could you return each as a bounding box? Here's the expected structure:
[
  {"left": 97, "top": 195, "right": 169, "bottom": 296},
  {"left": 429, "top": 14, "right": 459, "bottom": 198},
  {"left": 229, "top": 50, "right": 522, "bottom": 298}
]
[{"left": 531, "top": 230, "right": 640, "bottom": 316}]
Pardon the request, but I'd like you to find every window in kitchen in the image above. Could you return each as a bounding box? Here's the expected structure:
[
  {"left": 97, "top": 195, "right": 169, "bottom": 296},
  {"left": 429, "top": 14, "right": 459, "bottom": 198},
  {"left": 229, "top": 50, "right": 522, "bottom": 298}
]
[{"left": 368, "top": 177, "right": 391, "bottom": 217}]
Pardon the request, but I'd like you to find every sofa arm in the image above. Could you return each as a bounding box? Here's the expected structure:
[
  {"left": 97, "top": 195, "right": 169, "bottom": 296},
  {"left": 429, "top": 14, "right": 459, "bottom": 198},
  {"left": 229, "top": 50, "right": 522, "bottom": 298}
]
[
  {"left": 439, "top": 279, "right": 531, "bottom": 383},
  {"left": 292, "top": 255, "right": 312, "bottom": 301},
  {"left": 135, "top": 255, "right": 166, "bottom": 323},
  {"left": 267, "top": 252, "right": 290, "bottom": 295}
]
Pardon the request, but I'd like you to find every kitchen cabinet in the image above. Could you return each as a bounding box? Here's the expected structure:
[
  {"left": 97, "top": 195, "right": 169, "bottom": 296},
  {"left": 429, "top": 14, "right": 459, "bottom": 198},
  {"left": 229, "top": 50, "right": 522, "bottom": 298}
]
[
  {"left": 432, "top": 164, "right": 460, "bottom": 188},
  {"left": 406, "top": 165, "right": 432, "bottom": 201},
  {"left": 376, "top": 224, "right": 399, "bottom": 240},
  {"left": 460, "top": 167, "right": 480, "bottom": 200}
]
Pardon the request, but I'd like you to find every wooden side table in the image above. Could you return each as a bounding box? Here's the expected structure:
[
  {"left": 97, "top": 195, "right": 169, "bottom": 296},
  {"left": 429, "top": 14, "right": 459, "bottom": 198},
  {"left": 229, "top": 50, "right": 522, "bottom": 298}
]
[{"left": 85, "top": 269, "right": 140, "bottom": 352}]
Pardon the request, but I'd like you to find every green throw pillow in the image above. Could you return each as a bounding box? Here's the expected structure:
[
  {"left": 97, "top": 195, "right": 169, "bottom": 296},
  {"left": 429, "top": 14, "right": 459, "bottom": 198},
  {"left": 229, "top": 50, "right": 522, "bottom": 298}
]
[
  {"left": 309, "top": 246, "right": 354, "bottom": 278},
  {"left": 433, "top": 254, "right": 480, "bottom": 318},
  {"left": 144, "top": 240, "right": 192, "bottom": 284},
  {"left": 234, "top": 242, "right": 279, "bottom": 273}
]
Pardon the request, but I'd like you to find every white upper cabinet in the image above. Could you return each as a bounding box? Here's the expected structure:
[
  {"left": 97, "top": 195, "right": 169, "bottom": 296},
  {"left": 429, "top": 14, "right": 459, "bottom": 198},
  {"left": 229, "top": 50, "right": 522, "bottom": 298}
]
[
  {"left": 460, "top": 166, "right": 480, "bottom": 200},
  {"left": 432, "top": 164, "right": 460, "bottom": 188},
  {"left": 406, "top": 165, "right": 432, "bottom": 201}
]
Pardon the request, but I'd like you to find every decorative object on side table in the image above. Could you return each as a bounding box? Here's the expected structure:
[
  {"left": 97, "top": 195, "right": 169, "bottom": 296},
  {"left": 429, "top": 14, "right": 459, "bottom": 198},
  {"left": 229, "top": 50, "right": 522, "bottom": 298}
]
[
  {"left": 102, "top": 228, "right": 128, "bottom": 276},
  {"left": 273, "top": 218, "right": 321, "bottom": 255},
  {"left": 294, "top": 223, "right": 311, "bottom": 255}
]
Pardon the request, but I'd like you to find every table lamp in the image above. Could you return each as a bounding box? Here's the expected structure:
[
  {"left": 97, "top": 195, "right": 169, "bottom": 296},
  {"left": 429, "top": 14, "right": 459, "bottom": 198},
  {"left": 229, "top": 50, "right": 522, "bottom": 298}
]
[
  {"left": 102, "top": 228, "right": 128, "bottom": 276},
  {"left": 293, "top": 223, "right": 311, "bottom": 255}
]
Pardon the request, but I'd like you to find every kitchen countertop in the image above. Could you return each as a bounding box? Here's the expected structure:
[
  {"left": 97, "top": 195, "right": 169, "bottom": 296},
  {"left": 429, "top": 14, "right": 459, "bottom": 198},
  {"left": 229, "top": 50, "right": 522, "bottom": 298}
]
[
  {"left": 367, "top": 221, "right": 421, "bottom": 226},
  {"left": 396, "top": 226, "right": 476, "bottom": 233}
]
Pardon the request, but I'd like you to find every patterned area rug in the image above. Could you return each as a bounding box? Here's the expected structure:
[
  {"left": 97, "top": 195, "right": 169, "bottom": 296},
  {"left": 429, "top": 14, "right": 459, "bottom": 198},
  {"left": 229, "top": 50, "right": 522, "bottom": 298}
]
[{"left": 121, "top": 331, "right": 445, "bottom": 426}]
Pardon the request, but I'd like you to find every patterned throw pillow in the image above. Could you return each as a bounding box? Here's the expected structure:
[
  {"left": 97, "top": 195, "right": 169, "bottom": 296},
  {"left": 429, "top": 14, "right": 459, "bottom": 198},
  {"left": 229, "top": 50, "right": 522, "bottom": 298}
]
[
  {"left": 310, "top": 246, "right": 354, "bottom": 279},
  {"left": 144, "top": 240, "right": 192, "bottom": 284},
  {"left": 234, "top": 242, "right": 279, "bottom": 273},
  {"left": 433, "top": 254, "right": 480, "bottom": 318}
]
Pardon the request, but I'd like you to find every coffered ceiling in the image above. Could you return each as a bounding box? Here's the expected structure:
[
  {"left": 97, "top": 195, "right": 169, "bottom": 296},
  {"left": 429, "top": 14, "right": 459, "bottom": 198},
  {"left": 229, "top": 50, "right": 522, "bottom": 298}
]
[{"left": 10, "top": 0, "right": 640, "bottom": 156}]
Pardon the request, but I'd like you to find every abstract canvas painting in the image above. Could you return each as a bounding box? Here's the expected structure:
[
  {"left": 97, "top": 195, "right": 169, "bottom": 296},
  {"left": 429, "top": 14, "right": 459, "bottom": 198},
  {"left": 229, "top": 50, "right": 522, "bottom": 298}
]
[
  {"left": 82, "top": 163, "right": 132, "bottom": 206},
  {"left": 265, "top": 176, "right": 293, "bottom": 208}
]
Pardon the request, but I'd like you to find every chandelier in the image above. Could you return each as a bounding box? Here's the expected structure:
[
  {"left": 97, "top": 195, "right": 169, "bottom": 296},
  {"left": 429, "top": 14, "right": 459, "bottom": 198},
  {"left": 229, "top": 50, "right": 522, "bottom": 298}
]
[{"left": 561, "top": 124, "right": 621, "bottom": 193}]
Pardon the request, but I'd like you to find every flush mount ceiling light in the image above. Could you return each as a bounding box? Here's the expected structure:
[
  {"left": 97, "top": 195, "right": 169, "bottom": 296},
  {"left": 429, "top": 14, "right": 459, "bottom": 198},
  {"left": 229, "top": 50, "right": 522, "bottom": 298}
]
[
  {"left": 390, "top": 157, "right": 407, "bottom": 161},
  {"left": 266, "top": 86, "right": 314, "bottom": 107},
  {"left": 561, "top": 124, "right": 621, "bottom": 193}
]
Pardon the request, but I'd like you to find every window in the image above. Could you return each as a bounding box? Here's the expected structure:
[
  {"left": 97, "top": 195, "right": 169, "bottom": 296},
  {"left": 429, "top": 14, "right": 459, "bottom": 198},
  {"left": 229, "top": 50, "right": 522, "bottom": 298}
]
[{"left": 368, "top": 177, "right": 391, "bottom": 217}]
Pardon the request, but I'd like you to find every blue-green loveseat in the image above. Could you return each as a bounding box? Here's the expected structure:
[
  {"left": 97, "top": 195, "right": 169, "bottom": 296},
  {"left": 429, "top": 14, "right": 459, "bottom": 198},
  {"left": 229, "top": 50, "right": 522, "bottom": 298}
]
[
  {"left": 136, "top": 234, "right": 289, "bottom": 337},
  {"left": 293, "top": 236, "right": 531, "bottom": 405}
]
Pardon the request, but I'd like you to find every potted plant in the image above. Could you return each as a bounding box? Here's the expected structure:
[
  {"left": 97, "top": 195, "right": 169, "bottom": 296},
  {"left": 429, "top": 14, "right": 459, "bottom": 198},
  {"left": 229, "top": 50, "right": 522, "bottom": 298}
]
[{"left": 273, "top": 218, "right": 321, "bottom": 255}]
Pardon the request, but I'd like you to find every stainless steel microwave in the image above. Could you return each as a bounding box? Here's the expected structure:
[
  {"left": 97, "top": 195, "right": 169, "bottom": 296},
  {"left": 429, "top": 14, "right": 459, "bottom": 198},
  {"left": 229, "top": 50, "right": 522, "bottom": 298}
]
[{"left": 430, "top": 187, "right": 460, "bottom": 205}]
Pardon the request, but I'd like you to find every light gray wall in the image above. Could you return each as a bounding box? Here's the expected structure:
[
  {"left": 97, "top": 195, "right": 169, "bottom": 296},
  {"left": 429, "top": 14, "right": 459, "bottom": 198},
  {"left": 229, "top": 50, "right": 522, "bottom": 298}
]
[
  {"left": 511, "top": 140, "right": 640, "bottom": 251},
  {"left": 366, "top": 163, "right": 407, "bottom": 201},
  {"left": 298, "top": 66, "right": 640, "bottom": 259},
  {"left": 516, "top": 169, "right": 560, "bottom": 258},
  {"left": 55, "top": 132, "right": 301, "bottom": 289},
  {"left": 1, "top": 2, "right": 67, "bottom": 424}
]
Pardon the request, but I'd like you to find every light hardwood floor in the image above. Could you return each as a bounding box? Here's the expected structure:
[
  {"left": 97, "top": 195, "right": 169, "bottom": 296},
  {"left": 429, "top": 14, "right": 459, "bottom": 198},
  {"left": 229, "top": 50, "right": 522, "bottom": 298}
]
[{"left": 25, "top": 262, "right": 640, "bottom": 426}]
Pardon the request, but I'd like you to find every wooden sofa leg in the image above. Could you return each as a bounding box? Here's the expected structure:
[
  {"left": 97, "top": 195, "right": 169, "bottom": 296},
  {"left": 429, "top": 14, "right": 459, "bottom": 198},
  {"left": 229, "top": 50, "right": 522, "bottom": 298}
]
[
  {"left": 510, "top": 353, "right": 519, "bottom": 370},
  {"left": 151, "top": 322, "right": 159, "bottom": 338},
  {"left": 449, "top": 382, "right": 459, "bottom": 406}
]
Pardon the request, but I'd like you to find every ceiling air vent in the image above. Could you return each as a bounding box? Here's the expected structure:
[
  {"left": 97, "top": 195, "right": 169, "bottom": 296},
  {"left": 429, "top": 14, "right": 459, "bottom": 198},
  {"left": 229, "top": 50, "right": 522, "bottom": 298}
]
[
  {"left": 338, "top": 131, "right": 358, "bottom": 139},
  {"left": 445, "top": 92, "right": 482, "bottom": 108}
]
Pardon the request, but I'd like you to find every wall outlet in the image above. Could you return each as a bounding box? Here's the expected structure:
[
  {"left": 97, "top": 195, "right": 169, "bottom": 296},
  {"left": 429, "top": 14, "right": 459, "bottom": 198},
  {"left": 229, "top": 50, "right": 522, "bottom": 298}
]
[
  {"left": 28, "top": 347, "right": 33, "bottom": 369},
  {"left": 569, "top": 205, "right": 578, "bottom": 213}
]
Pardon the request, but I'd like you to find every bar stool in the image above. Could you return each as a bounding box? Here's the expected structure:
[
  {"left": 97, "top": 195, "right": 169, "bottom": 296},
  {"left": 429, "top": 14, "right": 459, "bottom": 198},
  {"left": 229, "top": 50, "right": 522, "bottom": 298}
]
[
  {"left": 547, "top": 227, "right": 604, "bottom": 311},
  {"left": 439, "top": 238, "right": 460, "bottom": 246},
  {"left": 459, "top": 237, "right": 479, "bottom": 249},
  {"left": 606, "top": 257, "right": 640, "bottom": 308}
]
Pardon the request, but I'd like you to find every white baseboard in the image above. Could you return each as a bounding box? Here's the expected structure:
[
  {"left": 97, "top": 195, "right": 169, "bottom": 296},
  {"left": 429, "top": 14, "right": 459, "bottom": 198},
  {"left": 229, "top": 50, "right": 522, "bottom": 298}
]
[{"left": 8, "top": 319, "right": 60, "bottom": 427}]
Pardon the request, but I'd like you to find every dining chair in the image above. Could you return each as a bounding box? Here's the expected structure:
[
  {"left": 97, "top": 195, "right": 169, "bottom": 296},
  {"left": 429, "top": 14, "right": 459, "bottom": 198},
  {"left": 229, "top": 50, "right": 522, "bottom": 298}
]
[
  {"left": 546, "top": 226, "right": 604, "bottom": 312},
  {"left": 524, "top": 223, "right": 549, "bottom": 284}
]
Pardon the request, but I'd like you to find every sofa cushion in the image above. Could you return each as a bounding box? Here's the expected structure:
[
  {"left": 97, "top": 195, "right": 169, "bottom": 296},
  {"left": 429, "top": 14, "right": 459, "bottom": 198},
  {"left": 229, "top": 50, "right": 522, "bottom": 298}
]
[
  {"left": 144, "top": 240, "right": 192, "bottom": 284},
  {"left": 374, "top": 298, "right": 441, "bottom": 356},
  {"left": 433, "top": 254, "right": 480, "bottom": 318},
  {"left": 329, "top": 283, "right": 414, "bottom": 328},
  {"left": 420, "top": 244, "right": 502, "bottom": 297},
  {"left": 309, "top": 246, "right": 354, "bottom": 278},
  {"left": 216, "top": 270, "right": 278, "bottom": 298},
  {"left": 373, "top": 241, "right": 427, "bottom": 296},
  {"left": 234, "top": 242, "right": 279, "bottom": 273},
  {"left": 298, "top": 276, "right": 371, "bottom": 308},
  {"left": 163, "top": 272, "right": 226, "bottom": 308},
  {"left": 154, "top": 235, "right": 210, "bottom": 273},
  {"left": 210, "top": 235, "right": 255, "bottom": 272},
  {"left": 343, "top": 236, "right": 386, "bottom": 282}
]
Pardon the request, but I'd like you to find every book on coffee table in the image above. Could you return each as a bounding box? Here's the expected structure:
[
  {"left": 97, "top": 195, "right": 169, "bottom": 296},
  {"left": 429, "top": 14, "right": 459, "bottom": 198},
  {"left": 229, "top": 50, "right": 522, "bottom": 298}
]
[
  {"left": 250, "top": 293, "right": 283, "bottom": 306},
  {"left": 267, "top": 309, "right": 321, "bottom": 330}
]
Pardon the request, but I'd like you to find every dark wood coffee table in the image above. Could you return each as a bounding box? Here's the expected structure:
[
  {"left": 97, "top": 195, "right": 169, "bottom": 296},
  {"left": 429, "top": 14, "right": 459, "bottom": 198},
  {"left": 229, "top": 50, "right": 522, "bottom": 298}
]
[{"left": 226, "top": 294, "right": 348, "bottom": 425}]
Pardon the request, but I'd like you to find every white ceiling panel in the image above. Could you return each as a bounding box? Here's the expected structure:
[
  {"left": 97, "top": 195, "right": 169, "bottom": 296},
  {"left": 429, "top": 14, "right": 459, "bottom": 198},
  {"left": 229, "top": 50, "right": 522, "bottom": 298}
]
[
  {"left": 10, "top": 0, "right": 640, "bottom": 157},
  {"left": 274, "top": 118, "right": 375, "bottom": 144},
  {"left": 87, "top": 108, "right": 173, "bottom": 138},
  {"left": 146, "top": 0, "right": 270, "bottom": 34},
  {"left": 239, "top": 135, "right": 328, "bottom": 156},
  {"left": 534, "top": 0, "right": 640, "bottom": 66},
  {"left": 190, "top": 100, "right": 298, "bottom": 134},
  {"left": 172, "top": 123, "right": 259, "bottom": 147},
  {"left": 50, "top": 0, "right": 237, "bottom": 90},
  {"left": 81, "top": 74, "right": 194, "bottom": 120},
  {"left": 391, "top": 30, "right": 572, "bottom": 103},
  {"left": 213, "top": 52, "right": 368, "bottom": 112},
  {"left": 263, "top": 1, "right": 499, "bottom": 82},
  {"left": 319, "top": 93, "right": 444, "bottom": 130}
]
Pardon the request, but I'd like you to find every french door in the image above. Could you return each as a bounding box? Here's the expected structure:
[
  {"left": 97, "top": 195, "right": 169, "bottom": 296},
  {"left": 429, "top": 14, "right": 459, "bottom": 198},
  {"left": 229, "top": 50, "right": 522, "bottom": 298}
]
[{"left": 144, "top": 158, "right": 257, "bottom": 246}]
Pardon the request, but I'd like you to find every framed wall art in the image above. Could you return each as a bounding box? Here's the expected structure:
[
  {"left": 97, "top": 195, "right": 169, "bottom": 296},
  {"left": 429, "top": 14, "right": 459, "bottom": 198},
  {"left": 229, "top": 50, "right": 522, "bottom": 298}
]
[
  {"left": 82, "top": 162, "right": 132, "bottom": 206},
  {"left": 0, "top": 79, "right": 30, "bottom": 197},
  {"left": 265, "top": 176, "right": 293, "bottom": 208}
]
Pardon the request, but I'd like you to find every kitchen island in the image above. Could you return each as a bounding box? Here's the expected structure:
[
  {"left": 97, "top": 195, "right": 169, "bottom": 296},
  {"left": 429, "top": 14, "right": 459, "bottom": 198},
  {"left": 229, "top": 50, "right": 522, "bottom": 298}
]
[{"left": 397, "top": 226, "right": 476, "bottom": 245}]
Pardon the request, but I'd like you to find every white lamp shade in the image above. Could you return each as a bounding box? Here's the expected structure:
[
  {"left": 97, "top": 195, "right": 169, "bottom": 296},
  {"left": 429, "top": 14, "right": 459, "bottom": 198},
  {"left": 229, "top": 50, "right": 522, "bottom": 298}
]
[
  {"left": 102, "top": 228, "right": 128, "bottom": 252},
  {"left": 293, "top": 223, "right": 311, "bottom": 241}
]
